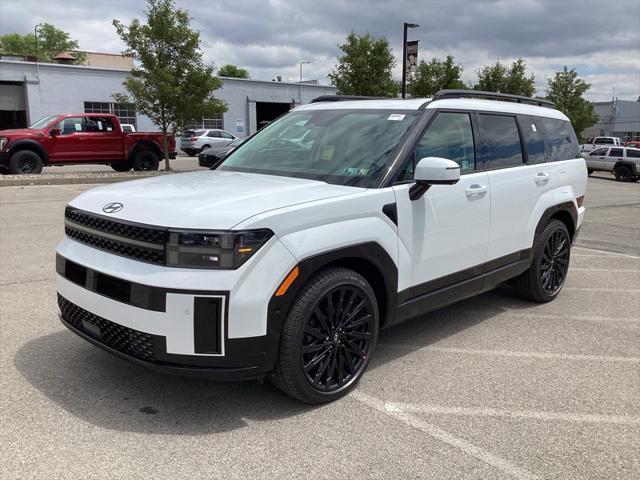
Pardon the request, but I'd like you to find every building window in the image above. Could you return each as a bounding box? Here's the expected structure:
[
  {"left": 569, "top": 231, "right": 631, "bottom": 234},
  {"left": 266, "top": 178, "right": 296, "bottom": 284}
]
[
  {"left": 84, "top": 101, "right": 137, "bottom": 128},
  {"left": 186, "top": 115, "right": 224, "bottom": 131}
]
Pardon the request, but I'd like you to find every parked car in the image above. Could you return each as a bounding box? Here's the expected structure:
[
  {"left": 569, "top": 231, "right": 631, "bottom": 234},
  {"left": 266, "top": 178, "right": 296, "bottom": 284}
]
[
  {"left": 623, "top": 140, "right": 640, "bottom": 149},
  {"left": 584, "top": 146, "right": 640, "bottom": 181},
  {"left": 580, "top": 136, "right": 622, "bottom": 153},
  {"left": 180, "top": 129, "right": 236, "bottom": 156},
  {"left": 56, "top": 90, "right": 586, "bottom": 404},
  {"left": 0, "top": 114, "right": 175, "bottom": 174},
  {"left": 198, "top": 137, "right": 247, "bottom": 168},
  {"left": 121, "top": 124, "right": 136, "bottom": 133}
]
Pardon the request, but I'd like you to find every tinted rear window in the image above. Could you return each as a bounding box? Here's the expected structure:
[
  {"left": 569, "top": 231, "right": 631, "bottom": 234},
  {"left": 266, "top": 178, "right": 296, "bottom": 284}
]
[
  {"left": 478, "top": 114, "right": 524, "bottom": 169},
  {"left": 537, "top": 117, "right": 580, "bottom": 161},
  {"left": 597, "top": 138, "right": 614, "bottom": 144},
  {"left": 609, "top": 148, "right": 623, "bottom": 157},
  {"left": 518, "top": 115, "right": 545, "bottom": 164},
  {"left": 627, "top": 149, "right": 640, "bottom": 158}
]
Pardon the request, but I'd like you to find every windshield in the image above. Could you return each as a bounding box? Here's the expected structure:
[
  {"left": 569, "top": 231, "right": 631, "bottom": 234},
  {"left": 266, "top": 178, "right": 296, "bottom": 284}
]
[
  {"left": 219, "top": 109, "right": 419, "bottom": 187},
  {"left": 29, "top": 114, "right": 60, "bottom": 130}
]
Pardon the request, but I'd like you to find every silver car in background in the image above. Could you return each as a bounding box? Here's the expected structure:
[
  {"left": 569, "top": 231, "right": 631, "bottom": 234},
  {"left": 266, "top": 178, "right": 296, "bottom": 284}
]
[
  {"left": 180, "top": 129, "right": 236, "bottom": 156},
  {"left": 584, "top": 146, "right": 640, "bottom": 182}
]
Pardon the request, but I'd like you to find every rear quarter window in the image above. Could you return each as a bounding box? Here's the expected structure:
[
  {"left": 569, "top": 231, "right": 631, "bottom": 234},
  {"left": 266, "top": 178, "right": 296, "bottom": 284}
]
[
  {"left": 518, "top": 114, "right": 545, "bottom": 164},
  {"left": 626, "top": 149, "right": 640, "bottom": 158},
  {"left": 537, "top": 117, "right": 580, "bottom": 162}
]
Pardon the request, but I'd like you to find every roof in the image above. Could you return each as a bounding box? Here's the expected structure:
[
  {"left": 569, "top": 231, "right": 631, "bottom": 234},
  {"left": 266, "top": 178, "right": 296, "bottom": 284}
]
[{"left": 296, "top": 97, "right": 569, "bottom": 121}]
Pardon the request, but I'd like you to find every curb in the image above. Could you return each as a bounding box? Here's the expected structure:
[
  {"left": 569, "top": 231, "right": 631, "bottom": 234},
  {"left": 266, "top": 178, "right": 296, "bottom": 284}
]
[{"left": 0, "top": 170, "right": 195, "bottom": 187}]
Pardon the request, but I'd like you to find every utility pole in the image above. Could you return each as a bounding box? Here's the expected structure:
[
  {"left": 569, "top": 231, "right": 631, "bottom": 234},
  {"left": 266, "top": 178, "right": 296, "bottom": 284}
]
[
  {"left": 299, "top": 60, "right": 310, "bottom": 104},
  {"left": 401, "top": 22, "right": 419, "bottom": 98}
]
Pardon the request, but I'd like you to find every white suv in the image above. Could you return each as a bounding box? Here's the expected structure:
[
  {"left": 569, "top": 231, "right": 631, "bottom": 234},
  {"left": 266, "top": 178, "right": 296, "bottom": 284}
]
[
  {"left": 56, "top": 90, "right": 587, "bottom": 404},
  {"left": 584, "top": 146, "right": 640, "bottom": 182}
]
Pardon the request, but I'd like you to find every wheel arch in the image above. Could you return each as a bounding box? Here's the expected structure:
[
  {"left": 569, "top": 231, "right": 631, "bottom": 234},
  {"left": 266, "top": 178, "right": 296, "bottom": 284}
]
[
  {"left": 265, "top": 242, "right": 398, "bottom": 370},
  {"left": 128, "top": 140, "right": 161, "bottom": 161},
  {"left": 534, "top": 202, "right": 577, "bottom": 242},
  {"left": 8, "top": 140, "right": 49, "bottom": 165}
]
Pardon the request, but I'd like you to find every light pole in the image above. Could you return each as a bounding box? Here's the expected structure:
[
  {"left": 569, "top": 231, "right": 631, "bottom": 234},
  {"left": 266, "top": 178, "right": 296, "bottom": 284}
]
[
  {"left": 299, "top": 61, "right": 310, "bottom": 103},
  {"left": 34, "top": 23, "right": 43, "bottom": 61},
  {"left": 401, "top": 22, "right": 419, "bottom": 99}
]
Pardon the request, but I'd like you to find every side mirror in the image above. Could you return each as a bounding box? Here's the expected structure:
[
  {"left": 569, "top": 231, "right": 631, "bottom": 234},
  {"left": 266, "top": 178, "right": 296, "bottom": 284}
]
[
  {"left": 409, "top": 157, "right": 460, "bottom": 201},
  {"left": 50, "top": 128, "right": 61, "bottom": 137}
]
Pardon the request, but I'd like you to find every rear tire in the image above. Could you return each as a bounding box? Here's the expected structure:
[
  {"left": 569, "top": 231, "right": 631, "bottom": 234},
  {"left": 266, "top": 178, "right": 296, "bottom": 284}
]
[
  {"left": 271, "top": 267, "right": 379, "bottom": 404},
  {"left": 514, "top": 219, "right": 571, "bottom": 303},
  {"left": 201, "top": 145, "right": 211, "bottom": 153},
  {"left": 9, "top": 150, "right": 43, "bottom": 174},
  {"left": 614, "top": 165, "right": 632, "bottom": 182},
  {"left": 110, "top": 160, "right": 132, "bottom": 172},
  {"left": 132, "top": 150, "right": 159, "bottom": 171}
]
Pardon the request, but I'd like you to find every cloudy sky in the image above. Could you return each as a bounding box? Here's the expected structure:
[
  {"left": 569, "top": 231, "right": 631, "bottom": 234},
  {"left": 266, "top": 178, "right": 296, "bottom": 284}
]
[{"left": 1, "top": 0, "right": 639, "bottom": 101}]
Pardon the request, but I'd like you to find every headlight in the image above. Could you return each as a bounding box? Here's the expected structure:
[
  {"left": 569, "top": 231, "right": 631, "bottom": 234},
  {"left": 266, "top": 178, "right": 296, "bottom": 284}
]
[
  {"left": 166, "top": 229, "right": 274, "bottom": 269},
  {"left": 0, "top": 138, "right": 8, "bottom": 151}
]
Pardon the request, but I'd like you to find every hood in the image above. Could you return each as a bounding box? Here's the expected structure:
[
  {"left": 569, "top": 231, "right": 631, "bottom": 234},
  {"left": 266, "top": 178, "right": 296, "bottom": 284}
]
[
  {"left": 201, "top": 145, "right": 233, "bottom": 156},
  {"left": 69, "top": 170, "right": 364, "bottom": 230},
  {"left": 0, "top": 128, "right": 42, "bottom": 137}
]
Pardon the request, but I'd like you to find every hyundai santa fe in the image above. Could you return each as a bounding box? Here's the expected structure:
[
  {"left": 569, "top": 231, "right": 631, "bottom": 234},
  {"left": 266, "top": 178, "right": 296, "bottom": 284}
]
[{"left": 56, "top": 90, "right": 587, "bottom": 404}]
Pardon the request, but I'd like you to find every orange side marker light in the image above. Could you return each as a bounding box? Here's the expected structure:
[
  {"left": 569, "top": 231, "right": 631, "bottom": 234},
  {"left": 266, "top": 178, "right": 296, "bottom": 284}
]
[{"left": 275, "top": 266, "right": 299, "bottom": 297}]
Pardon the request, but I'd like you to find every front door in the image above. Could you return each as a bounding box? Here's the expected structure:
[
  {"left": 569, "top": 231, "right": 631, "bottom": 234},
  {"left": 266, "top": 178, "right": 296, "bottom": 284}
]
[
  {"left": 47, "top": 117, "right": 86, "bottom": 162},
  {"left": 393, "top": 111, "right": 491, "bottom": 305}
]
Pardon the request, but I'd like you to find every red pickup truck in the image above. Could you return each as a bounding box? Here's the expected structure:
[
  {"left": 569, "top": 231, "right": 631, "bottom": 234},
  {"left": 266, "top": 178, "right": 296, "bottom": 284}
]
[{"left": 0, "top": 113, "right": 176, "bottom": 174}]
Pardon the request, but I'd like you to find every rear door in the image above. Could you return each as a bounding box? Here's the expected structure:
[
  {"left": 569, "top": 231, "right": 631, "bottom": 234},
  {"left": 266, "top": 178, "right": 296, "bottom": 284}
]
[
  {"left": 393, "top": 110, "right": 491, "bottom": 295},
  {"left": 606, "top": 147, "right": 625, "bottom": 171},
  {"left": 481, "top": 112, "right": 550, "bottom": 262},
  {"left": 81, "top": 116, "right": 123, "bottom": 161}
]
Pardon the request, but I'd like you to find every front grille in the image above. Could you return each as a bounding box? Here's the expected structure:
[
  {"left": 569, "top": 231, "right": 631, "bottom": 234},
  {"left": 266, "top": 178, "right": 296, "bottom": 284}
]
[
  {"left": 64, "top": 207, "right": 167, "bottom": 265},
  {"left": 58, "top": 294, "right": 155, "bottom": 362},
  {"left": 65, "top": 208, "right": 166, "bottom": 244}
]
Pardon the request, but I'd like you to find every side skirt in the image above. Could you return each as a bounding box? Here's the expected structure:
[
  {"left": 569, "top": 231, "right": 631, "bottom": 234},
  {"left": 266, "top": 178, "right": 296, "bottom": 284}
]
[{"left": 393, "top": 250, "right": 531, "bottom": 325}]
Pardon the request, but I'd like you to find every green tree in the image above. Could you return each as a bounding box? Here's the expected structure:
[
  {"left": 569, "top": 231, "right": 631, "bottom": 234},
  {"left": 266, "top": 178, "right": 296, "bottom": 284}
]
[
  {"left": 218, "top": 64, "right": 250, "bottom": 79},
  {"left": 474, "top": 58, "right": 535, "bottom": 97},
  {"left": 328, "top": 32, "right": 397, "bottom": 96},
  {"left": 408, "top": 55, "right": 465, "bottom": 97},
  {"left": 113, "top": 0, "right": 226, "bottom": 170},
  {"left": 0, "top": 23, "right": 86, "bottom": 64},
  {"left": 546, "top": 67, "right": 598, "bottom": 137}
]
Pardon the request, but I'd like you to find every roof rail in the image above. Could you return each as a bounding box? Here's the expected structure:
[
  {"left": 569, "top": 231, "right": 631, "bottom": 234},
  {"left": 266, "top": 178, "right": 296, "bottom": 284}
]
[
  {"left": 310, "top": 95, "right": 391, "bottom": 103},
  {"left": 431, "top": 89, "right": 556, "bottom": 108}
]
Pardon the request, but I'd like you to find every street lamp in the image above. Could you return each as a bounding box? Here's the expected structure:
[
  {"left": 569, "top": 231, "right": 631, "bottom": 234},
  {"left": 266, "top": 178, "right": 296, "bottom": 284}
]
[
  {"left": 299, "top": 61, "right": 310, "bottom": 103},
  {"left": 34, "top": 23, "right": 44, "bottom": 62},
  {"left": 401, "top": 22, "right": 419, "bottom": 99}
]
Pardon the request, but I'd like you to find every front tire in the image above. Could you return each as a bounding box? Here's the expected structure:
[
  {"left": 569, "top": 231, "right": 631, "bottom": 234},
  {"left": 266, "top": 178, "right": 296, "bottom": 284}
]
[
  {"left": 132, "top": 150, "right": 160, "bottom": 171},
  {"left": 271, "top": 267, "right": 379, "bottom": 404},
  {"left": 9, "top": 150, "right": 43, "bottom": 174},
  {"left": 514, "top": 219, "right": 571, "bottom": 303}
]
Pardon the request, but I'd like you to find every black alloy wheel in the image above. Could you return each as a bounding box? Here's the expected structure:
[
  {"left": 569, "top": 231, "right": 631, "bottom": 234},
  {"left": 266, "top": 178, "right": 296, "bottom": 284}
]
[
  {"left": 271, "top": 267, "right": 379, "bottom": 404},
  {"left": 615, "top": 165, "right": 632, "bottom": 182},
  {"left": 301, "top": 285, "right": 375, "bottom": 392},
  {"left": 540, "top": 228, "right": 570, "bottom": 296},
  {"left": 9, "top": 150, "right": 43, "bottom": 174}
]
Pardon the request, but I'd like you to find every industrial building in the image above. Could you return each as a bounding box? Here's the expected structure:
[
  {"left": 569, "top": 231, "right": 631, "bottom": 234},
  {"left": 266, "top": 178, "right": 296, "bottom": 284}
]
[
  {"left": 582, "top": 99, "right": 640, "bottom": 141},
  {"left": 0, "top": 54, "right": 336, "bottom": 136}
]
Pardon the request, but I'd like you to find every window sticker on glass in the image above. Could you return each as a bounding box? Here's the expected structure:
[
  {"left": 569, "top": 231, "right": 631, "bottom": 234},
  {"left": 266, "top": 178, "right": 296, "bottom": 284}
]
[
  {"left": 343, "top": 167, "right": 359, "bottom": 175},
  {"left": 74, "top": 123, "right": 82, "bottom": 131},
  {"left": 531, "top": 123, "right": 537, "bottom": 132},
  {"left": 387, "top": 114, "right": 405, "bottom": 121},
  {"left": 321, "top": 145, "right": 335, "bottom": 161}
]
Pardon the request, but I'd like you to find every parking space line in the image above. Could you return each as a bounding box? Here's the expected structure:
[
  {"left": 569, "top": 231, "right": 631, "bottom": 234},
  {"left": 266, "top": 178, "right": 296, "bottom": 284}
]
[
  {"left": 351, "top": 390, "right": 540, "bottom": 480},
  {"left": 511, "top": 312, "right": 640, "bottom": 324},
  {"left": 377, "top": 345, "right": 640, "bottom": 363},
  {"left": 569, "top": 268, "right": 639, "bottom": 272},
  {"left": 573, "top": 247, "right": 640, "bottom": 259},
  {"left": 563, "top": 287, "right": 640, "bottom": 293},
  {"left": 385, "top": 403, "right": 640, "bottom": 426}
]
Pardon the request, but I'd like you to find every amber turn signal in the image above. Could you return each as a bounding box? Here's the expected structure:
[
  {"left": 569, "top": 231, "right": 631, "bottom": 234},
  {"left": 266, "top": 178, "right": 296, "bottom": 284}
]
[{"left": 275, "top": 266, "right": 299, "bottom": 297}]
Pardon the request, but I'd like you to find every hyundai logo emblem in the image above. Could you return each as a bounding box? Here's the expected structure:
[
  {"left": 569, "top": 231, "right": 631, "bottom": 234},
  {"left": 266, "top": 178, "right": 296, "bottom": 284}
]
[{"left": 102, "top": 202, "right": 124, "bottom": 214}]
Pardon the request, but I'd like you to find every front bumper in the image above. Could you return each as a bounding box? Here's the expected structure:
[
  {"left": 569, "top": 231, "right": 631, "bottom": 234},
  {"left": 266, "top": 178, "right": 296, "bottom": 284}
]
[{"left": 56, "top": 234, "right": 297, "bottom": 380}]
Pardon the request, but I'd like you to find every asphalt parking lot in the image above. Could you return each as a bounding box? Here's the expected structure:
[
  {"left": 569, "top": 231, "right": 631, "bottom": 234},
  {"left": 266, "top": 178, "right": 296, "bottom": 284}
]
[{"left": 1, "top": 175, "right": 638, "bottom": 479}]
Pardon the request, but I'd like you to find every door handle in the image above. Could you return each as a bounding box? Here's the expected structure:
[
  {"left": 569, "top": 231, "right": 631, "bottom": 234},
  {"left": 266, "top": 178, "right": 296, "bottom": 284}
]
[
  {"left": 534, "top": 172, "right": 550, "bottom": 185},
  {"left": 465, "top": 184, "right": 487, "bottom": 197}
]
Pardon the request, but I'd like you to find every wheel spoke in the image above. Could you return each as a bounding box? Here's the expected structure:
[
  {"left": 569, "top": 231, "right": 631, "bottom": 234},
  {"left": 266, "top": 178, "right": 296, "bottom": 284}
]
[
  {"left": 302, "top": 342, "right": 333, "bottom": 353},
  {"left": 313, "top": 306, "right": 331, "bottom": 335},
  {"left": 304, "top": 324, "right": 326, "bottom": 341}
]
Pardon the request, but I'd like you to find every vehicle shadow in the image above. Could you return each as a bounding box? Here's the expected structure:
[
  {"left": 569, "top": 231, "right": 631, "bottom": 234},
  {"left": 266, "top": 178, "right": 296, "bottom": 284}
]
[{"left": 14, "top": 286, "right": 521, "bottom": 435}]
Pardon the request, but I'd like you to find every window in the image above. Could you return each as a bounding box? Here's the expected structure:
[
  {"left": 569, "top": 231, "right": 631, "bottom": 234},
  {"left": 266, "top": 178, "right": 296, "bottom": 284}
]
[
  {"left": 85, "top": 116, "right": 114, "bottom": 132},
  {"left": 609, "top": 148, "right": 623, "bottom": 157},
  {"left": 518, "top": 115, "right": 545, "bottom": 164},
  {"left": 538, "top": 117, "right": 580, "bottom": 162},
  {"left": 478, "top": 114, "right": 523, "bottom": 169},
  {"left": 57, "top": 117, "right": 85, "bottom": 134},
  {"left": 207, "top": 131, "right": 221, "bottom": 138},
  {"left": 627, "top": 149, "right": 640, "bottom": 158},
  {"left": 220, "top": 131, "right": 234, "bottom": 139},
  {"left": 590, "top": 147, "right": 608, "bottom": 156},
  {"left": 84, "top": 102, "right": 137, "bottom": 128},
  {"left": 187, "top": 115, "right": 224, "bottom": 131},
  {"left": 596, "top": 137, "right": 614, "bottom": 144}
]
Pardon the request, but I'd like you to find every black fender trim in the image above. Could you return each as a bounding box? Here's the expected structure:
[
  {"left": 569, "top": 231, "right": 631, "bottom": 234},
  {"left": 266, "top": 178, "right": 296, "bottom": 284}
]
[
  {"left": 265, "top": 242, "right": 398, "bottom": 370},
  {"left": 534, "top": 201, "right": 578, "bottom": 239},
  {"left": 128, "top": 140, "right": 162, "bottom": 161},
  {"left": 7, "top": 139, "right": 49, "bottom": 164}
]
